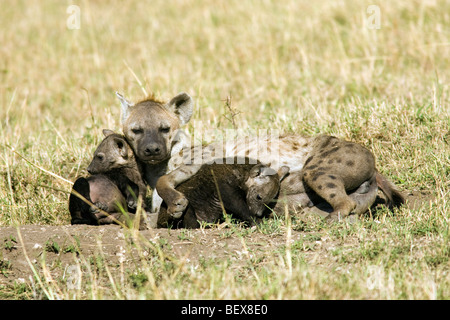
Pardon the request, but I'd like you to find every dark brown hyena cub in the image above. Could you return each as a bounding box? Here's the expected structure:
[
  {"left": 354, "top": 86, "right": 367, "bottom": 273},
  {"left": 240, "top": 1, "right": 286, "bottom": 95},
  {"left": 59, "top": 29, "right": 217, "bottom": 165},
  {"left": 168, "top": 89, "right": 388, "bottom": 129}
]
[
  {"left": 157, "top": 158, "right": 289, "bottom": 229},
  {"left": 69, "top": 129, "right": 147, "bottom": 227}
]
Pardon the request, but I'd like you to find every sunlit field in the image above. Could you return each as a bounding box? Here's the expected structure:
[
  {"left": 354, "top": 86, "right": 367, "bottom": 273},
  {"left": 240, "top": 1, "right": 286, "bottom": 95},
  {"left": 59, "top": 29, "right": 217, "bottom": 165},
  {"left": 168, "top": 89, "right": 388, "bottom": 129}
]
[{"left": 0, "top": 0, "right": 449, "bottom": 299}]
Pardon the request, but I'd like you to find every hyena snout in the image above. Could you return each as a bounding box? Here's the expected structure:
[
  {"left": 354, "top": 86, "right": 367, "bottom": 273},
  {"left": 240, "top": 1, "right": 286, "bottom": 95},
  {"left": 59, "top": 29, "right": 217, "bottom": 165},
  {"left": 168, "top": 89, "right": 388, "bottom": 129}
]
[
  {"left": 246, "top": 165, "right": 290, "bottom": 217},
  {"left": 247, "top": 182, "right": 280, "bottom": 217},
  {"left": 137, "top": 135, "right": 168, "bottom": 161},
  {"left": 87, "top": 153, "right": 107, "bottom": 174},
  {"left": 144, "top": 143, "right": 162, "bottom": 156}
]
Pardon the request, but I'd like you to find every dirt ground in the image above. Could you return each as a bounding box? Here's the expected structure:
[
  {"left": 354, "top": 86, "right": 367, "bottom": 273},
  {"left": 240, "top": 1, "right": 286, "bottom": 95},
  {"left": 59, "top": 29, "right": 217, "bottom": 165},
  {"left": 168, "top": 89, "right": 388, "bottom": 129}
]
[{"left": 0, "top": 191, "right": 430, "bottom": 291}]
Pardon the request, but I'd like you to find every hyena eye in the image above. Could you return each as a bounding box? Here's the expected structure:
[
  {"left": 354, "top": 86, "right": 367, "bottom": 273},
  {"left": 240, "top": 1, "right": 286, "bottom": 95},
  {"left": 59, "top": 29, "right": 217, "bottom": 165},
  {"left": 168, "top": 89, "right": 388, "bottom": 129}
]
[
  {"left": 131, "top": 128, "right": 143, "bottom": 135},
  {"left": 160, "top": 126, "right": 170, "bottom": 133}
]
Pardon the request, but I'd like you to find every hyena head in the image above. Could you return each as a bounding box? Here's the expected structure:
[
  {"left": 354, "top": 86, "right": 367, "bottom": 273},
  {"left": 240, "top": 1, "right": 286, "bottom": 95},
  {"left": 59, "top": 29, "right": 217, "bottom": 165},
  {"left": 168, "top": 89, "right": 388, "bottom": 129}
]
[
  {"left": 117, "top": 92, "right": 194, "bottom": 164},
  {"left": 87, "top": 129, "right": 135, "bottom": 174},
  {"left": 245, "top": 164, "right": 290, "bottom": 217}
]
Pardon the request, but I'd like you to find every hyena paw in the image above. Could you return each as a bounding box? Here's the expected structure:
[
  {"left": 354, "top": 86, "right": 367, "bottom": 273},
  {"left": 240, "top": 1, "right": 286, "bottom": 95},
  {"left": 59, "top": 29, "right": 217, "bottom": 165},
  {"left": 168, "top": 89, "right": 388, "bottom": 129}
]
[
  {"left": 168, "top": 196, "right": 189, "bottom": 219},
  {"left": 90, "top": 202, "right": 109, "bottom": 216}
]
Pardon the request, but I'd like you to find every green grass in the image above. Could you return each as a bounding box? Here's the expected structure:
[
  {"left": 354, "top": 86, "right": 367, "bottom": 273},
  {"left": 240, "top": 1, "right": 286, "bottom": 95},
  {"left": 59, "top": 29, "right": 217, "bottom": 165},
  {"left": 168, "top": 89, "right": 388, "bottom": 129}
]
[{"left": 0, "top": 0, "right": 449, "bottom": 299}]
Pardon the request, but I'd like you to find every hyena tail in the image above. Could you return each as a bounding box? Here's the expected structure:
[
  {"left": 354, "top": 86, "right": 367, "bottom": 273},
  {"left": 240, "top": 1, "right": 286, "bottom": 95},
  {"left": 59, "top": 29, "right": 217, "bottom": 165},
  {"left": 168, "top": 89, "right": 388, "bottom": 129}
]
[{"left": 376, "top": 172, "right": 405, "bottom": 210}]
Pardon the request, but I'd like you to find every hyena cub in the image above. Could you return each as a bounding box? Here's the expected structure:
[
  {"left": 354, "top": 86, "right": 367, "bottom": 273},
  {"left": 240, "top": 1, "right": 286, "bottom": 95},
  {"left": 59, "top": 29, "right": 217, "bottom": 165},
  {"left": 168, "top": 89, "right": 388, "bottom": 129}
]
[
  {"left": 69, "top": 129, "right": 147, "bottom": 228},
  {"left": 157, "top": 158, "right": 289, "bottom": 229}
]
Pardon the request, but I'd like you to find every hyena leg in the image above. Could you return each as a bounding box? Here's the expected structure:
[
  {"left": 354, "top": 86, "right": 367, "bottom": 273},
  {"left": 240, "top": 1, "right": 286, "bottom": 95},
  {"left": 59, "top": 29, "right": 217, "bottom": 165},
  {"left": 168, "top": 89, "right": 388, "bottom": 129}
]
[
  {"left": 303, "top": 170, "right": 357, "bottom": 221},
  {"left": 276, "top": 173, "right": 378, "bottom": 219},
  {"left": 121, "top": 180, "right": 141, "bottom": 211},
  {"left": 349, "top": 173, "right": 378, "bottom": 215},
  {"left": 299, "top": 175, "right": 378, "bottom": 218},
  {"left": 156, "top": 164, "right": 202, "bottom": 218}
]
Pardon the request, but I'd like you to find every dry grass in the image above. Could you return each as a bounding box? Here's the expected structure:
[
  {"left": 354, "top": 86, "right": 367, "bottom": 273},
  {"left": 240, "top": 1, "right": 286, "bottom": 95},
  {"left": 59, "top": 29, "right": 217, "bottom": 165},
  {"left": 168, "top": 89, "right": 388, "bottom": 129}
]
[{"left": 0, "top": 0, "right": 449, "bottom": 299}]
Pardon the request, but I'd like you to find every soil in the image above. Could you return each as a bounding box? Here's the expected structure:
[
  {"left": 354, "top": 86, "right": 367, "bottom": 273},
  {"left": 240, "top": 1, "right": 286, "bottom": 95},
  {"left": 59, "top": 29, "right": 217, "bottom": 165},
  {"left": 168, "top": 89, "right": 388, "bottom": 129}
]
[{"left": 0, "top": 191, "right": 431, "bottom": 291}]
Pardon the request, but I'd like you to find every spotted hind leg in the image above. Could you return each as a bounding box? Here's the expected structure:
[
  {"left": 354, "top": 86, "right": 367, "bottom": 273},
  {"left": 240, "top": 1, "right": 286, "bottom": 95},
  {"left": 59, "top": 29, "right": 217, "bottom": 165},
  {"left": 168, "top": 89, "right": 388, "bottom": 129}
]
[{"left": 303, "top": 170, "right": 356, "bottom": 221}]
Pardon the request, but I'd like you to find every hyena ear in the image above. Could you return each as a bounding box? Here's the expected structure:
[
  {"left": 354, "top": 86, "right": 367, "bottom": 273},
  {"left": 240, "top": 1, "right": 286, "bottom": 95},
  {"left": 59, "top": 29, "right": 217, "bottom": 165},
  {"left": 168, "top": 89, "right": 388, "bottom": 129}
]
[
  {"left": 261, "top": 166, "right": 278, "bottom": 177},
  {"left": 249, "top": 164, "right": 263, "bottom": 178},
  {"left": 102, "top": 129, "right": 115, "bottom": 137},
  {"left": 165, "top": 92, "right": 194, "bottom": 126},
  {"left": 116, "top": 92, "right": 133, "bottom": 124},
  {"left": 249, "top": 164, "right": 275, "bottom": 178},
  {"left": 114, "top": 138, "right": 128, "bottom": 158},
  {"left": 277, "top": 166, "right": 290, "bottom": 182}
]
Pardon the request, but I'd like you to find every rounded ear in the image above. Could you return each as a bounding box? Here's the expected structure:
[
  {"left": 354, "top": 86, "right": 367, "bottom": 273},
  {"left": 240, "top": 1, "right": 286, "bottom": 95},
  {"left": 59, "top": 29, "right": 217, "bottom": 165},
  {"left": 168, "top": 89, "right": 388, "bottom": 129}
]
[
  {"left": 102, "top": 129, "right": 115, "bottom": 137},
  {"left": 277, "top": 166, "right": 290, "bottom": 182},
  {"left": 261, "top": 166, "right": 277, "bottom": 176},
  {"left": 165, "top": 92, "right": 194, "bottom": 126},
  {"left": 116, "top": 92, "right": 133, "bottom": 124},
  {"left": 114, "top": 138, "right": 128, "bottom": 158},
  {"left": 249, "top": 164, "right": 263, "bottom": 178}
]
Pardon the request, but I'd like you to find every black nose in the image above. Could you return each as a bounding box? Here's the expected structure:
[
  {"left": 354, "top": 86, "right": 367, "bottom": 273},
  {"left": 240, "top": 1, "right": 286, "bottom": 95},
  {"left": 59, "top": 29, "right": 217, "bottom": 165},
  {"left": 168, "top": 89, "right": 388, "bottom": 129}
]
[{"left": 144, "top": 144, "right": 161, "bottom": 156}]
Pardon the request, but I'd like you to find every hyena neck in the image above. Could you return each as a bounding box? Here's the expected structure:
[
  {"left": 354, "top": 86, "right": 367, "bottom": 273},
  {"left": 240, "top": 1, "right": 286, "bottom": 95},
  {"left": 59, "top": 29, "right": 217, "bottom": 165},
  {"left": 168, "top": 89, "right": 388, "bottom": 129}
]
[{"left": 134, "top": 157, "right": 145, "bottom": 177}]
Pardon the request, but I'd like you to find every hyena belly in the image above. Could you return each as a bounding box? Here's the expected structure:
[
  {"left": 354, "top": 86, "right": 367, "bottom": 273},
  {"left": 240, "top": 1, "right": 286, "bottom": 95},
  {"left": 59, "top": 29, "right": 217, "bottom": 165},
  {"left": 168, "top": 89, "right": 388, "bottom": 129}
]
[
  {"left": 69, "top": 177, "right": 98, "bottom": 225},
  {"left": 69, "top": 175, "right": 127, "bottom": 226}
]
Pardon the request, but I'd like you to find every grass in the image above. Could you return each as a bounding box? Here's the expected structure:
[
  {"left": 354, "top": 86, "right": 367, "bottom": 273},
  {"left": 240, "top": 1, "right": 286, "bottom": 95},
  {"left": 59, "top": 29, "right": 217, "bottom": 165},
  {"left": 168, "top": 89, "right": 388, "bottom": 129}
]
[{"left": 0, "top": 0, "right": 449, "bottom": 299}]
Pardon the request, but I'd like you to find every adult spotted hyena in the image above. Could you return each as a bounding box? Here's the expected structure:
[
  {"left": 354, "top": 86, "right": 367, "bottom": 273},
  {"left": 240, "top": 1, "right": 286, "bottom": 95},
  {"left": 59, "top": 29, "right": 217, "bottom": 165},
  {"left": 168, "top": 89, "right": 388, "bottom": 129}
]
[
  {"left": 157, "top": 133, "right": 404, "bottom": 221},
  {"left": 116, "top": 92, "right": 193, "bottom": 213},
  {"left": 117, "top": 92, "right": 404, "bottom": 222}
]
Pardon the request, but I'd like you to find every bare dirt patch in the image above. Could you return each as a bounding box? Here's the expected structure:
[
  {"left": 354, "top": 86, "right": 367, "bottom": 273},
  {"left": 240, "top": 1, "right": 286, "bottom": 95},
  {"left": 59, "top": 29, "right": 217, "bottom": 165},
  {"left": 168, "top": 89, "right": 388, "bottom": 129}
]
[
  {"left": 0, "top": 191, "right": 431, "bottom": 292},
  {"left": 0, "top": 225, "right": 291, "bottom": 286}
]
